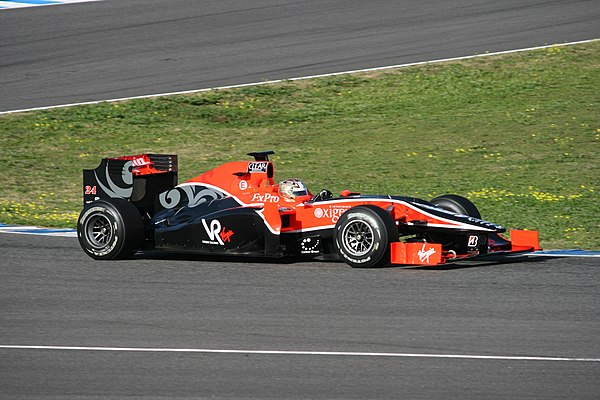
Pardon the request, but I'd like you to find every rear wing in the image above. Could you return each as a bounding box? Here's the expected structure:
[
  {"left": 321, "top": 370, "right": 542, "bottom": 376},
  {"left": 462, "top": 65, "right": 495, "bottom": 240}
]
[{"left": 83, "top": 154, "right": 178, "bottom": 215}]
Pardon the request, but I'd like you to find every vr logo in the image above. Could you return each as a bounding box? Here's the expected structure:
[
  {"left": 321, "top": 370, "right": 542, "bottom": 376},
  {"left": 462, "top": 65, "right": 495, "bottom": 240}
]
[
  {"left": 201, "top": 219, "right": 234, "bottom": 246},
  {"left": 202, "top": 219, "right": 224, "bottom": 245}
]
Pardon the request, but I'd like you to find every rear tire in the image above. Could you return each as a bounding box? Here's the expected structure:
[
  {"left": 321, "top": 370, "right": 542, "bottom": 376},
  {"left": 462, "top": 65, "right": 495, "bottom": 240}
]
[
  {"left": 334, "top": 205, "right": 397, "bottom": 268},
  {"left": 77, "top": 199, "right": 143, "bottom": 260}
]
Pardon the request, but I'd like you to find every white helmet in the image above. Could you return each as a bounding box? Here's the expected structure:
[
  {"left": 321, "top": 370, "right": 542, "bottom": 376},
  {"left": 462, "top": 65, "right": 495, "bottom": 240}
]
[{"left": 279, "top": 179, "right": 309, "bottom": 199}]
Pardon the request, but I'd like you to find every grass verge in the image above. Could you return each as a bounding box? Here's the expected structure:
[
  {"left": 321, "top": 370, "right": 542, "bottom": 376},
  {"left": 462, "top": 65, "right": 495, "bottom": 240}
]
[{"left": 1, "top": 41, "right": 598, "bottom": 249}]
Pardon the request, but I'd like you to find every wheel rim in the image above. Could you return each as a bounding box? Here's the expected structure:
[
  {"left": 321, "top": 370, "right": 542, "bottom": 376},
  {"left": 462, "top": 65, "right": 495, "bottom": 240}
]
[
  {"left": 341, "top": 220, "right": 374, "bottom": 256},
  {"left": 85, "top": 214, "right": 114, "bottom": 249}
]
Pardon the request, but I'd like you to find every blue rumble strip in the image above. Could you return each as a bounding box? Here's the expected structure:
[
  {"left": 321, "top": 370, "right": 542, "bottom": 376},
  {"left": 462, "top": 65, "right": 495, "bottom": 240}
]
[
  {"left": 530, "top": 249, "right": 600, "bottom": 257},
  {"left": 7, "top": 0, "right": 61, "bottom": 4},
  {"left": 0, "top": 223, "right": 76, "bottom": 237},
  {"left": 0, "top": 0, "right": 100, "bottom": 10}
]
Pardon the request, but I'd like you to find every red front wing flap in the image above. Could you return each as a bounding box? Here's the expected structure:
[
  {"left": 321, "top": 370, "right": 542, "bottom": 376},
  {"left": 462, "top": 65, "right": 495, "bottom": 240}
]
[
  {"left": 508, "top": 229, "right": 541, "bottom": 252},
  {"left": 390, "top": 229, "right": 541, "bottom": 266},
  {"left": 390, "top": 242, "right": 443, "bottom": 266}
]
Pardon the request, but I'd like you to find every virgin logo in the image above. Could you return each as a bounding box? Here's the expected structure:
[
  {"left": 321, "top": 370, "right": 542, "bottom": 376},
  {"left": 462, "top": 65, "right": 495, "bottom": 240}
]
[{"left": 418, "top": 243, "right": 437, "bottom": 263}]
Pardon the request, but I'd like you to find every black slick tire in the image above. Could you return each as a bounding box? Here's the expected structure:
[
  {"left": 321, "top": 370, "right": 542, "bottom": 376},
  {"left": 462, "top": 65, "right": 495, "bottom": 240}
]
[
  {"left": 428, "top": 194, "right": 486, "bottom": 253},
  {"left": 430, "top": 194, "right": 481, "bottom": 219},
  {"left": 77, "top": 198, "right": 143, "bottom": 260},
  {"left": 334, "top": 205, "right": 397, "bottom": 268}
]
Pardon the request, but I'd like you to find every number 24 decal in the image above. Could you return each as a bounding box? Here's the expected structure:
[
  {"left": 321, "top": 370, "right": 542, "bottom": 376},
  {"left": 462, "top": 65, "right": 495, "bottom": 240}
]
[{"left": 85, "top": 185, "right": 97, "bottom": 195}]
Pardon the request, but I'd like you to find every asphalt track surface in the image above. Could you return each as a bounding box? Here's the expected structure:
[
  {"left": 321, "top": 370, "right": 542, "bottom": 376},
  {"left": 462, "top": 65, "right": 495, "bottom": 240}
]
[
  {"left": 1, "top": 0, "right": 600, "bottom": 112},
  {"left": 2, "top": 1, "right": 600, "bottom": 398},
  {"left": 1, "top": 233, "right": 599, "bottom": 399}
]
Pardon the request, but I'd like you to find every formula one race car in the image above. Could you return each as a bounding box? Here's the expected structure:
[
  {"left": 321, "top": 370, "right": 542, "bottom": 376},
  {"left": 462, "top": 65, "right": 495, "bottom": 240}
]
[{"left": 77, "top": 151, "right": 540, "bottom": 267}]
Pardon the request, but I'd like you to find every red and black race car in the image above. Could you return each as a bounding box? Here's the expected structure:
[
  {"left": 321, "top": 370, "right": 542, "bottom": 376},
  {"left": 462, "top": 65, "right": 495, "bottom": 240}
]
[{"left": 77, "top": 151, "right": 540, "bottom": 267}]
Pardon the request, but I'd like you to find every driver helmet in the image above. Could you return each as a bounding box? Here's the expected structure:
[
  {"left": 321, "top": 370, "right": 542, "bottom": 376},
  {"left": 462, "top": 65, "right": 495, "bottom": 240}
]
[{"left": 279, "top": 178, "right": 309, "bottom": 199}]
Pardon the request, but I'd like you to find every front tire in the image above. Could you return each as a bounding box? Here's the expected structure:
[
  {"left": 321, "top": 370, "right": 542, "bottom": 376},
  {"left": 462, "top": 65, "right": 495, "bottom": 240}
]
[
  {"left": 428, "top": 194, "right": 484, "bottom": 253},
  {"left": 430, "top": 194, "right": 481, "bottom": 218},
  {"left": 77, "top": 199, "right": 143, "bottom": 260},
  {"left": 334, "top": 205, "right": 397, "bottom": 268}
]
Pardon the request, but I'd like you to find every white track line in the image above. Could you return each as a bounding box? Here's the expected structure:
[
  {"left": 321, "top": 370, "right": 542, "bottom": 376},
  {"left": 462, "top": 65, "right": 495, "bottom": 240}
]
[
  {"left": 1, "top": 345, "right": 598, "bottom": 362},
  {"left": 1, "top": 38, "right": 598, "bottom": 115}
]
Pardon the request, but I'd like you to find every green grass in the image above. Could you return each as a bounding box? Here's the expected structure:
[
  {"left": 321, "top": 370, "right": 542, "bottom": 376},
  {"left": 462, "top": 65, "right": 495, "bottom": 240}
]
[{"left": 1, "top": 42, "right": 599, "bottom": 249}]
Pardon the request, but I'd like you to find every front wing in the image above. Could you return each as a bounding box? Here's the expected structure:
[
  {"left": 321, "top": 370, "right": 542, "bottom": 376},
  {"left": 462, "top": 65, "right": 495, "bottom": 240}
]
[{"left": 390, "top": 229, "right": 541, "bottom": 266}]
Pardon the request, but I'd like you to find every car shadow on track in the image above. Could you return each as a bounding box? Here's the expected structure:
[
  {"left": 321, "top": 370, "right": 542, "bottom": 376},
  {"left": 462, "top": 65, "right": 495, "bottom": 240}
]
[
  {"left": 132, "top": 250, "right": 555, "bottom": 270},
  {"left": 411, "top": 254, "right": 557, "bottom": 271},
  {"left": 133, "top": 250, "right": 319, "bottom": 265}
]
